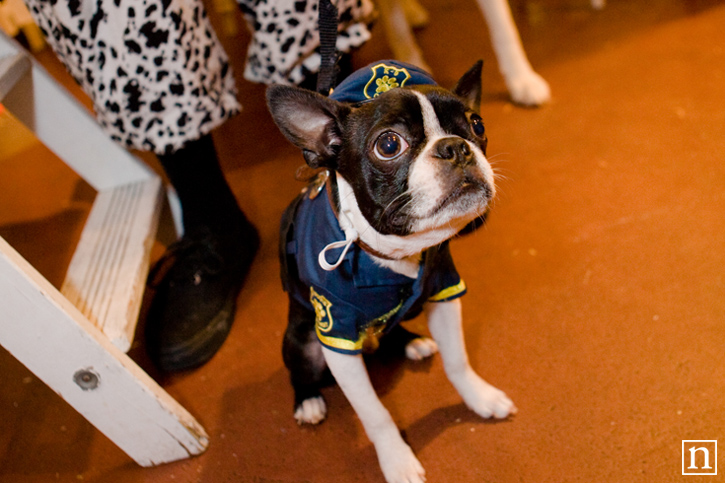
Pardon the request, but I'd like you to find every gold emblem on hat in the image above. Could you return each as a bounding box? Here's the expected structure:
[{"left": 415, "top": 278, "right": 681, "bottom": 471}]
[{"left": 364, "top": 63, "right": 412, "bottom": 99}]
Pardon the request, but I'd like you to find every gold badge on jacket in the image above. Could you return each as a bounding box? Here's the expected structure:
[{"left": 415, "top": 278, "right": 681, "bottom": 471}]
[{"left": 310, "top": 287, "right": 334, "bottom": 333}]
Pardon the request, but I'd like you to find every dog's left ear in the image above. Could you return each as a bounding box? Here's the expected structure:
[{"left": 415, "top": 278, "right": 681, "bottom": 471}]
[
  {"left": 266, "top": 85, "right": 351, "bottom": 170},
  {"left": 452, "top": 60, "right": 483, "bottom": 111}
]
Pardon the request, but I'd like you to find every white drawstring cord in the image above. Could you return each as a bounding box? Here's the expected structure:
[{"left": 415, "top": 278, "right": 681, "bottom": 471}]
[
  {"left": 318, "top": 204, "right": 359, "bottom": 271},
  {"left": 318, "top": 235, "right": 355, "bottom": 271}
]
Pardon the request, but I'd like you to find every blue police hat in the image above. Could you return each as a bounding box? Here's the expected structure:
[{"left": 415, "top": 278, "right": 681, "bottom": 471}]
[{"left": 330, "top": 60, "right": 437, "bottom": 103}]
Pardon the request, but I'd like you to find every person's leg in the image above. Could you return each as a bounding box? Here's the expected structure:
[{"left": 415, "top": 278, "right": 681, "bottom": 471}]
[{"left": 146, "top": 134, "right": 259, "bottom": 372}]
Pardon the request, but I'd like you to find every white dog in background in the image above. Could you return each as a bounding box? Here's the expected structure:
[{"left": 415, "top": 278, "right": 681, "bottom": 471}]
[{"left": 377, "top": 0, "right": 605, "bottom": 106}]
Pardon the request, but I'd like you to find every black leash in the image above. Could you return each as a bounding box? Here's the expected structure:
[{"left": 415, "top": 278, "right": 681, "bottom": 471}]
[{"left": 316, "top": 0, "right": 339, "bottom": 96}]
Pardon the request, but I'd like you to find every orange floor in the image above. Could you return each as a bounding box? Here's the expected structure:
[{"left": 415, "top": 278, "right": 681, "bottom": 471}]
[{"left": 2, "top": 0, "right": 725, "bottom": 481}]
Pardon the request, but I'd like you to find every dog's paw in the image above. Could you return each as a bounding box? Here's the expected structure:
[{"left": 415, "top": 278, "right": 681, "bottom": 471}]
[
  {"left": 506, "top": 70, "right": 551, "bottom": 107},
  {"left": 294, "top": 396, "right": 327, "bottom": 425},
  {"left": 377, "top": 437, "right": 426, "bottom": 483},
  {"left": 456, "top": 373, "right": 517, "bottom": 419},
  {"left": 405, "top": 337, "right": 438, "bottom": 361}
]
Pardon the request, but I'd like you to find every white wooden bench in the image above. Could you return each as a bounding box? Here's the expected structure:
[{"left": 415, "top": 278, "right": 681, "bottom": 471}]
[{"left": 0, "top": 32, "right": 208, "bottom": 467}]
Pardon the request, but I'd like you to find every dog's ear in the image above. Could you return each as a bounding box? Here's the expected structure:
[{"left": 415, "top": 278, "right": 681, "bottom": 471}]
[
  {"left": 266, "top": 85, "right": 350, "bottom": 169},
  {"left": 452, "top": 60, "right": 483, "bottom": 111}
]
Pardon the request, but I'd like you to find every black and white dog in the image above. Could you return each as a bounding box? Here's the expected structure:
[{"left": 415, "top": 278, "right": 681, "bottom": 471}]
[{"left": 267, "top": 60, "right": 516, "bottom": 483}]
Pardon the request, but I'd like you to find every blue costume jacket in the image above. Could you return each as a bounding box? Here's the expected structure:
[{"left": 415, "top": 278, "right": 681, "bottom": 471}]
[{"left": 281, "top": 189, "right": 467, "bottom": 355}]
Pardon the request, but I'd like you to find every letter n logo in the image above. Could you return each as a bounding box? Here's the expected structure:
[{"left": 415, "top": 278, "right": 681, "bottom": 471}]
[{"left": 683, "top": 440, "right": 717, "bottom": 475}]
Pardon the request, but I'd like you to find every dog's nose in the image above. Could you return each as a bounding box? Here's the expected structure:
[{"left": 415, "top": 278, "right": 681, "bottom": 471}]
[{"left": 434, "top": 137, "right": 473, "bottom": 166}]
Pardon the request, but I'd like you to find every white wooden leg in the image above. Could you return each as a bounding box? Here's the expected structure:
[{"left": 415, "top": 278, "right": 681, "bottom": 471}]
[
  {"left": 0, "top": 236, "right": 208, "bottom": 466},
  {"left": 60, "top": 178, "right": 163, "bottom": 352},
  {"left": 0, "top": 32, "right": 151, "bottom": 190},
  {"left": 1, "top": 32, "right": 166, "bottom": 351},
  {"left": 0, "top": 30, "right": 206, "bottom": 467}
]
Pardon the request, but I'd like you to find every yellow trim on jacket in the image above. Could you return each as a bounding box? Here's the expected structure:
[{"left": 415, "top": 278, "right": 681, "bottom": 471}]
[{"left": 428, "top": 280, "right": 467, "bottom": 302}]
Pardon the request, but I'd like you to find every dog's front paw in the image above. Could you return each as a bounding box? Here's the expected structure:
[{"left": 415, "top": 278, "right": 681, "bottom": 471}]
[
  {"left": 376, "top": 437, "right": 426, "bottom": 483},
  {"left": 456, "top": 372, "right": 517, "bottom": 419},
  {"left": 405, "top": 337, "right": 438, "bottom": 361},
  {"left": 294, "top": 396, "right": 327, "bottom": 425},
  {"left": 505, "top": 69, "right": 551, "bottom": 107}
]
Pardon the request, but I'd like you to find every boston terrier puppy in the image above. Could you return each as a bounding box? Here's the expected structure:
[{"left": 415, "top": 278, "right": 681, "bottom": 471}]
[{"left": 267, "top": 60, "right": 516, "bottom": 483}]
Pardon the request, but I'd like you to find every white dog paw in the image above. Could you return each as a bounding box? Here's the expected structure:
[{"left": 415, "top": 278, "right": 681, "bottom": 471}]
[
  {"left": 294, "top": 396, "right": 327, "bottom": 425},
  {"left": 506, "top": 70, "right": 551, "bottom": 106},
  {"left": 377, "top": 439, "right": 426, "bottom": 483},
  {"left": 458, "top": 374, "right": 517, "bottom": 419},
  {"left": 405, "top": 337, "right": 438, "bottom": 361}
]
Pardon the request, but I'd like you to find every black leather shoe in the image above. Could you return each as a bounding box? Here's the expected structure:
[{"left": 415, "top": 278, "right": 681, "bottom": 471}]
[{"left": 145, "top": 223, "right": 259, "bottom": 372}]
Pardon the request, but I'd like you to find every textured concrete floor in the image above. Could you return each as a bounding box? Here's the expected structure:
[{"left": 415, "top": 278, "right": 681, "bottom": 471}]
[{"left": 1, "top": 0, "right": 724, "bottom": 481}]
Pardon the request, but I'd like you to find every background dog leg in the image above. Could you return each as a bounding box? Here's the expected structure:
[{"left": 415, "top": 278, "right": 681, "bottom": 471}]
[
  {"left": 376, "top": 0, "right": 432, "bottom": 72},
  {"left": 322, "top": 347, "right": 426, "bottom": 483},
  {"left": 475, "top": 0, "right": 550, "bottom": 106},
  {"left": 400, "top": 0, "right": 429, "bottom": 28},
  {"left": 426, "top": 299, "right": 517, "bottom": 419}
]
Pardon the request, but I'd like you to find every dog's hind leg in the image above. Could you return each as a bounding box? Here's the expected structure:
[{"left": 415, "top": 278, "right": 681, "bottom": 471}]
[
  {"left": 383, "top": 324, "right": 439, "bottom": 361},
  {"left": 405, "top": 335, "right": 438, "bottom": 361},
  {"left": 283, "top": 297, "right": 329, "bottom": 425}
]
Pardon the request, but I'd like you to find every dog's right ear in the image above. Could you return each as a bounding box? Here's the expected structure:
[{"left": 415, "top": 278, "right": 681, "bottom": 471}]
[{"left": 266, "top": 85, "right": 351, "bottom": 170}]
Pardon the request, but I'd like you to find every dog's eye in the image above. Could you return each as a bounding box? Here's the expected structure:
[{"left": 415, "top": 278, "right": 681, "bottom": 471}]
[
  {"left": 374, "top": 132, "right": 409, "bottom": 160},
  {"left": 469, "top": 114, "right": 485, "bottom": 138}
]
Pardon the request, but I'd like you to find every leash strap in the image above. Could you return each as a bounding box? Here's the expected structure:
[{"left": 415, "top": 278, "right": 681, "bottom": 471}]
[
  {"left": 316, "top": 0, "right": 368, "bottom": 271},
  {"left": 317, "top": 0, "right": 339, "bottom": 95}
]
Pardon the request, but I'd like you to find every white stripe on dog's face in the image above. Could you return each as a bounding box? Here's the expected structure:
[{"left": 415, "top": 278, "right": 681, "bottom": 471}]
[
  {"left": 415, "top": 90, "right": 447, "bottom": 139},
  {"left": 406, "top": 91, "right": 495, "bottom": 232}
]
